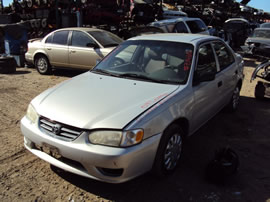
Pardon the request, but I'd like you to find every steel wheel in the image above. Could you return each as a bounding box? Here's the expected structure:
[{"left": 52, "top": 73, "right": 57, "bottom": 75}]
[
  {"left": 35, "top": 55, "right": 51, "bottom": 75},
  {"left": 232, "top": 86, "right": 240, "bottom": 110},
  {"left": 226, "top": 85, "right": 240, "bottom": 112},
  {"left": 152, "top": 124, "right": 184, "bottom": 177},
  {"left": 164, "top": 133, "right": 182, "bottom": 171}
]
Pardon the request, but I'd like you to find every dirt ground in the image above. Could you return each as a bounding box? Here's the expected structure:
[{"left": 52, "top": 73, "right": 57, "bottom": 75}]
[{"left": 0, "top": 58, "right": 269, "bottom": 202}]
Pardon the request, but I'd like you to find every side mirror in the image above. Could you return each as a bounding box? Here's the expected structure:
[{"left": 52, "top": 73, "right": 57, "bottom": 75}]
[{"left": 87, "top": 43, "right": 99, "bottom": 49}]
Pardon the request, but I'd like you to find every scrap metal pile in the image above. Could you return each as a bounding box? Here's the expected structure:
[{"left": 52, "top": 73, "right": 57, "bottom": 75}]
[
  {"left": 0, "top": 0, "right": 269, "bottom": 36},
  {"left": 0, "top": 0, "right": 270, "bottom": 53}
]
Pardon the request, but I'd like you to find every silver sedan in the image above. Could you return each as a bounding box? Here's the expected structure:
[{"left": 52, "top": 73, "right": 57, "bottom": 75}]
[{"left": 21, "top": 34, "right": 244, "bottom": 183}]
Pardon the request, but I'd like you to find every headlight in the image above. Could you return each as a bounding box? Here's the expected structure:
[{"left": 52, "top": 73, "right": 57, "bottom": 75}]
[
  {"left": 26, "top": 104, "right": 38, "bottom": 124},
  {"left": 89, "top": 129, "right": 144, "bottom": 147}
]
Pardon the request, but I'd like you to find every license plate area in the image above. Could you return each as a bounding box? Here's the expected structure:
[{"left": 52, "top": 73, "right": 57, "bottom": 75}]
[{"left": 35, "top": 143, "right": 61, "bottom": 159}]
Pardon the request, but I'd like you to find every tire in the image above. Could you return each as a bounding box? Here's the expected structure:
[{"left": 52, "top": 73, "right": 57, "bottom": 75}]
[
  {"left": 152, "top": 124, "right": 184, "bottom": 177},
  {"left": 227, "top": 85, "right": 240, "bottom": 112},
  {"left": 35, "top": 55, "right": 51, "bottom": 75},
  {"left": 255, "top": 81, "right": 265, "bottom": 99},
  {"left": 41, "top": 18, "right": 47, "bottom": 28},
  {"left": 0, "top": 57, "right": 17, "bottom": 74},
  {"left": 26, "top": 0, "right": 33, "bottom": 8}
]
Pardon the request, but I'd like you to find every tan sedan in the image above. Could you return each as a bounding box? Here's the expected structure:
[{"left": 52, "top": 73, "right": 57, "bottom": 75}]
[{"left": 25, "top": 27, "right": 123, "bottom": 74}]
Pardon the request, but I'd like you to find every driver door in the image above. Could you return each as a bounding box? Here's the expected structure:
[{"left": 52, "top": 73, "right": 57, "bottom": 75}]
[
  {"left": 68, "top": 31, "right": 102, "bottom": 70},
  {"left": 190, "top": 43, "right": 222, "bottom": 133}
]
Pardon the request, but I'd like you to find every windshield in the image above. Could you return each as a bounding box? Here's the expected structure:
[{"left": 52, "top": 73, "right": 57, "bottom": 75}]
[
  {"left": 92, "top": 40, "right": 194, "bottom": 85},
  {"left": 89, "top": 31, "right": 123, "bottom": 47},
  {"left": 253, "top": 30, "right": 270, "bottom": 38}
]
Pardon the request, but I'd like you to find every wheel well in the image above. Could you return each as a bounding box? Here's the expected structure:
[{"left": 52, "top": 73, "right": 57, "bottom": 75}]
[
  {"left": 34, "top": 53, "right": 48, "bottom": 64},
  {"left": 164, "top": 118, "right": 189, "bottom": 139}
]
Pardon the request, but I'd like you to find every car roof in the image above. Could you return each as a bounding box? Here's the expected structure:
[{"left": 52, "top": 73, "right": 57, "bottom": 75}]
[
  {"left": 225, "top": 18, "right": 249, "bottom": 24},
  {"left": 149, "top": 17, "right": 204, "bottom": 25},
  {"left": 254, "top": 28, "right": 270, "bottom": 31},
  {"left": 128, "top": 33, "right": 219, "bottom": 45},
  {"left": 261, "top": 22, "right": 270, "bottom": 25},
  {"left": 53, "top": 27, "right": 105, "bottom": 32}
]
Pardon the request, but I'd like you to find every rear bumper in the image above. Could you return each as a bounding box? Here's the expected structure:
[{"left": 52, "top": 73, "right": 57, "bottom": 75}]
[
  {"left": 25, "top": 52, "right": 34, "bottom": 64},
  {"left": 21, "top": 116, "right": 161, "bottom": 183}
]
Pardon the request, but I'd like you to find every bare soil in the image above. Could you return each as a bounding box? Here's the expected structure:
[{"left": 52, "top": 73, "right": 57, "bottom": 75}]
[{"left": 0, "top": 59, "right": 270, "bottom": 202}]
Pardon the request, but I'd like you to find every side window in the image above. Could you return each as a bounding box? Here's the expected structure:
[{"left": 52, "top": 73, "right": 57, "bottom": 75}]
[
  {"left": 186, "top": 20, "right": 206, "bottom": 33},
  {"left": 213, "top": 42, "right": 235, "bottom": 71},
  {"left": 196, "top": 44, "right": 217, "bottom": 78},
  {"left": 71, "top": 31, "right": 96, "bottom": 47},
  {"left": 52, "top": 31, "right": 69, "bottom": 45},
  {"left": 174, "top": 22, "right": 189, "bottom": 33},
  {"left": 45, "top": 34, "right": 53, "bottom": 44}
]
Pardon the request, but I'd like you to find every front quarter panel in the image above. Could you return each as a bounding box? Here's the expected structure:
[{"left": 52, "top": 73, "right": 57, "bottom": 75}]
[{"left": 126, "top": 85, "right": 194, "bottom": 139}]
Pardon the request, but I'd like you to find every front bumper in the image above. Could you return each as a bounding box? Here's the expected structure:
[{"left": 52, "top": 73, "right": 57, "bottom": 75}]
[{"left": 21, "top": 116, "right": 161, "bottom": 183}]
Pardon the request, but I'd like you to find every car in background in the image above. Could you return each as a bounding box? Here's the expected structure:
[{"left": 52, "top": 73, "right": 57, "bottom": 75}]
[
  {"left": 21, "top": 34, "right": 244, "bottom": 183},
  {"left": 162, "top": 3, "right": 187, "bottom": 19},
  {"left": 148, "top": 17, "right": 209, "bottom": 35},
  {"left": 223, "top": 18, "right": 251, "bottom": 49},
  {"left": 250, "top": 60, "right": 270, "bottom": 99},
  {"left": 242, "top": 28, "right": 270, "bottom": 57},
  {"left": 260, "top": 22, "right": 270, "bottom": 28},
  {"left": 25, "top": 27, "right": 123, "bottom": 74}
]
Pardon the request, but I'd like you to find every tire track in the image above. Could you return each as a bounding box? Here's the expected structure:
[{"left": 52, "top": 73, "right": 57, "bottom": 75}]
[{"left": 0, "top": 148, "right": 26, "bottom": 164}]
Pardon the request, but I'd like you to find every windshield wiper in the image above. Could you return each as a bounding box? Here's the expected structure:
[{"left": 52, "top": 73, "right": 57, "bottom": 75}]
[
  {"left": 119, "top": 73, "right": 168, "bottom": 83},
  {"left": 91, "top": 69, "right": 119, "bottom": 77}
]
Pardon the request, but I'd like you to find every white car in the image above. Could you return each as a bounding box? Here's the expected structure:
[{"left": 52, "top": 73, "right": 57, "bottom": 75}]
[
  {"left": 21, "top": 34, "right": 244, "bottom": 183},
  {"left": 148, "top": 17, "right": 210, "bottom": 35}
]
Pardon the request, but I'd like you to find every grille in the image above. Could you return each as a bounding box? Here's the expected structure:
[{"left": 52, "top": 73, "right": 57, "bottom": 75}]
[{"left": 39, "top": 117, "right": 83, "bottom": 141}]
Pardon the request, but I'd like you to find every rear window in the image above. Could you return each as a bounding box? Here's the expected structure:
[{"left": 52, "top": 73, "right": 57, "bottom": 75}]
[
  {"left": 52, "top": 31, "right": 69, "bottom": 45},
  {"left": 186, "top": 20, "right": 207, "bottom": 33}
]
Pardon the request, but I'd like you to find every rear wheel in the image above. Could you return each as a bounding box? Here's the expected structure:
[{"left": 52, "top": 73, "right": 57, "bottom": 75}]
[
  {"left": 35, "top": 55, "right": 51, "bottom": 75},
  {"left": 152, "top": 124, "right": 184, "bottom": 177},
  {"left": 227, "top": 85, "right": 240, "bottom": 112}
]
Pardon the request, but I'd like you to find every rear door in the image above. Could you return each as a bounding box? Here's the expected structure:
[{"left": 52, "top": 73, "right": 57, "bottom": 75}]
[
  {"left": 68, "top": 31, "right": 102, "bottom": 70},
  {"left": 212, "top": 41, "right": 237, "bottom": 106},
  {"left": 44, "top": 30, "right": 69, "bottom": 67}
]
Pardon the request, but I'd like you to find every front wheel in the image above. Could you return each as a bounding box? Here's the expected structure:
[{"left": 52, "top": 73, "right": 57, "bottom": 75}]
[
  {"left": 152, "top": 124, "right": 184, "bottom": 177},
  {"left": 35, "top": 55, "right": 51, "bottom": 75}
]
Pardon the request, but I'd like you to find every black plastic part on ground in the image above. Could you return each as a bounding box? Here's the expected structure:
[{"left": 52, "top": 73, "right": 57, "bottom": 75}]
[{"left": 0, "top": 57, "right": 17, "bottom": 74}]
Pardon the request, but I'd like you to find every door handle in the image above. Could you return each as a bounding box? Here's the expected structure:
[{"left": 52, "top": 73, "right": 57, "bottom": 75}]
[
  {"left": 70, "top": 50, "right": 76, "bottom": 53},
  {"left": 47, "top": 48, "right": 51, "bottom": 50},
  {"left": 218, "top": 81, "right": 223, "bottom": 87}
]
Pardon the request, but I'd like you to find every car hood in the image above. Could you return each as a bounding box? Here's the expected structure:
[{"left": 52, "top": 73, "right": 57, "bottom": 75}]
[
  {"left": 246, "top": 37, "right": 270, "bottom": 45},
  {"left": 32, "top": 72, "right": 179, "bottom": 129}
]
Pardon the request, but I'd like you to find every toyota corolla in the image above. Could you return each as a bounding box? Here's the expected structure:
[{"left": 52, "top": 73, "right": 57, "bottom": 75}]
[{"left": 21, "top": 34, "right": 244, "bottom": 183}]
